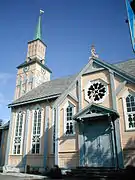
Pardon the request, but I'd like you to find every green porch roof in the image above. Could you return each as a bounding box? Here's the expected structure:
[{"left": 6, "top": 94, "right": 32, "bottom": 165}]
[{"left": 73, "top": 103, "right": 119, "bottom": 121}]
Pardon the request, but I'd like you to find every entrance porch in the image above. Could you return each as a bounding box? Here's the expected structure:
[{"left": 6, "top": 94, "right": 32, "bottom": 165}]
[{"left": 73, "top": 103, "right": 123, "bottom": 168}]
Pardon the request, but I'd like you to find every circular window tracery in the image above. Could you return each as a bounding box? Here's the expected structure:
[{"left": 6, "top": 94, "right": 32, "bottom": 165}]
[{"left": 87, "top": 82, "right": 106, "bottom": 102}]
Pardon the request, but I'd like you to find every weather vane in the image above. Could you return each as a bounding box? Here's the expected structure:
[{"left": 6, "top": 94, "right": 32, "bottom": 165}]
[
  {"left": 89, "top": 45, "right": 99, "bottom": 59},
  {"left": 40, "top": 9, "right": 44, "bottom": 15}
]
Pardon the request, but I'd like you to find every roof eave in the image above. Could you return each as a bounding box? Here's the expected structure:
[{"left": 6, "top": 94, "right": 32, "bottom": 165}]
[
  {"left": 73, "top": 103, "right": 119, "bottom": 120},
  {"left": 93, "top": 58, "right": 135, "bottom": 83},
  {"left": 8, "top": 94, "right": 61, "bottom": 108},
  {"left": 17, "top": 60, "right": 52, "bottom": 73}
]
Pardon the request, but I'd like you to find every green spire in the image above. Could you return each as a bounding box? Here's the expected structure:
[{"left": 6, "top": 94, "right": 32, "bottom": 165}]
[{"left": 34, "top": 10, "right": 44, "bottom": 40}]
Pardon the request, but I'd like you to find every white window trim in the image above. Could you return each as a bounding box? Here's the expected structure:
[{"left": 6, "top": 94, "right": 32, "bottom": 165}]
[
  {"left": 31, "top": 107, "right": 43, "bottom": 154},
  {"left": 122, "top": 94, "right": 135, "bottom": 131},
  {"left": 63, "top": 101, "right": 76, "bottom": 136},
  {"left": 12, "top": 111, "right": 25, "bottom": 155}
]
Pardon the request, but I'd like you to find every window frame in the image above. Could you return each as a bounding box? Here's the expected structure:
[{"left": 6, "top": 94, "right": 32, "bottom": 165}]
[
  {"left": 64, "top": 101, "right": 76, "bottom": 136},
  {"left": 13, "top": 111, "right": 24, "bottom": 155},
  {"left": 122, "top": 92, "right": 135, "bottom": 131},
  {"left": 31, "top": 107, "right": 42, "bottom": 154}
]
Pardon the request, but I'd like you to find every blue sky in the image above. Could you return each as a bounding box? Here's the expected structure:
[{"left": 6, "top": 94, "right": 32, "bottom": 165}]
[{"left": 0, "top": 0, "right": 134, "bottom": 122}]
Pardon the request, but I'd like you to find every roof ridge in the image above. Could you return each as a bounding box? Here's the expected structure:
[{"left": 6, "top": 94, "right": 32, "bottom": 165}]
[
  {"left": 113, "top": 58, "right": 135, "bottom": 65},
  {"left": 93, "top": 58, "right": 135, "bottom": 83}
]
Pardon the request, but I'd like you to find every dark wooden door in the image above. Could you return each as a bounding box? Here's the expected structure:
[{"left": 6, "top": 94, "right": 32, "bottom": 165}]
[{"left": 84, "top": 119, "right": 114, "bottom": 167}]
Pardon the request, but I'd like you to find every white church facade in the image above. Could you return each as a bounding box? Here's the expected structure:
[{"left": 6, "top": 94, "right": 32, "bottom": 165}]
[{"left": 4, "top": 12, "right": 135, "bottom": 172}]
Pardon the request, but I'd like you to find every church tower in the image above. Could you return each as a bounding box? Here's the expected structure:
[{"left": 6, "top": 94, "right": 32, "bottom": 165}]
[{"left": 15, "top": 10, "right": 52, "bottom": 100}]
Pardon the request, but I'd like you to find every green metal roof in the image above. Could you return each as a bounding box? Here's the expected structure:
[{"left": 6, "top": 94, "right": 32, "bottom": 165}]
[
  {"left": 34, "top": 14, "right": 42, "bottom": 40},
  {"left": 17, "top": 58, "right": 52, "bottom": 73}
]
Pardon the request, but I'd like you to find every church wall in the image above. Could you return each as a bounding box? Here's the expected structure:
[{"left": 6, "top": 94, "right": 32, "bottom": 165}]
[
  {"left": 15, "top": 61, "right": 51, "bottom": 100},
  {"left": 1, "top": 129, "right": 8, "bottom": 166},
  {"left": 27, "top": 39, "right": 46, "bottom": 60},
  {"left": 9, "top": 110, "right": 18, "bottom": 155},
  {"left": 58, "top": 152, "right": 79, "bottom": 168},
  {"left": 116, "top": 82, "right": 135, "bottom": 167},
  {"left": 15, "top": 63, "right": 36, "bottom": 99},
  {"left": 25, "top": 102, "right": 53, "bottom": 167},
  {"left": 47, "top": 105, "right": 54, "bottom": 166},
  {"left": 8, "top": 101, "right": 55, "bottom": 169},
  {"left": 8, "top": 107, "right": 27, "bottom": 166},
  {"left": 58, "top": 96, "right": 79, "bottom": 168},
  {"left": 8, "top": 155, "right": 22, "bottom": 166},
  {"left": 114, "top": 76, "right": 123, "bottom": 90},
  {"left": 26, "top": 155, "right": 44, "bottom": 167},
  {"left": 34, "top": 63, "right": 51, "bottom": 87},
  {"left": 81, "top": 70, "right": 112, "bottom": 109}
]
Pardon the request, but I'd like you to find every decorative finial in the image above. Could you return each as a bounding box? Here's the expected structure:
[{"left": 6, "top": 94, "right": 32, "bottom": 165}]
[{"left": 89, "top": 45, "right": 99, "bottom": 59}]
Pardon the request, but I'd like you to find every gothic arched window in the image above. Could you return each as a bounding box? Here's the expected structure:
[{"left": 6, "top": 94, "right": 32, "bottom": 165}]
[
  {"left": 126, "top": 94, "right": 135, "bottom": 129},
  {"left": 32, "top": 108, "right": 41, "bottom": 154},
  {"left": 65, "top": 103, "right": 75, "bottom": 135},
  {"left": 13, "top": 112, "right": 23, "bottom": 154}
]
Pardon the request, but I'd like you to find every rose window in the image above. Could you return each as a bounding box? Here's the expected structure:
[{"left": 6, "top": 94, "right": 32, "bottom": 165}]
[{"left": 87, "top": 82, "right": 106, "bottom": 102}]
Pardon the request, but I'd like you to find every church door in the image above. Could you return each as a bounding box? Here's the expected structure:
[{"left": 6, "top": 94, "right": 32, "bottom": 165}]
[{"left": 84, "top": 118, "right": 114, "bottom": 167}]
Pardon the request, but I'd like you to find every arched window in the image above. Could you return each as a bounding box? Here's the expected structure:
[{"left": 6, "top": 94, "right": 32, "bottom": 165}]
[
  {"left": 17, "top": 76, "right": 21, "bottom": 86},
  {"left": 14, "top": 112, "right": 23, "bottom": 154},
  {"left": 32, "top": 108, "right": 41, "bottom": 154},
  {"left": 65, "top": 103, "right": 75, "bottom": 135},
  {"left": 28, "top": 73, "right": 33, "bottom": 90},
  {"left": 126, "top": 94, "right": 135, "bottom": 129}
]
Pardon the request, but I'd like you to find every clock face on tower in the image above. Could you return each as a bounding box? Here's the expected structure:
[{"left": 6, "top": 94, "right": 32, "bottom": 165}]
[{"left": 23, "top": 66, "right": 29, "bottom": 73}]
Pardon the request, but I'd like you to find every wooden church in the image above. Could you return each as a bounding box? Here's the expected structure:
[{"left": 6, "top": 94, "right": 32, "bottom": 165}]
[{"left": 4, "top": 11, "right": 135, "bottom": 172}]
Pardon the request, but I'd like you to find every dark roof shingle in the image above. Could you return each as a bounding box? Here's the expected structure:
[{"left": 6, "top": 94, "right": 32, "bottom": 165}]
[
  {"left": 114, "top": 59, "right": 135, "bottom": 77},
  {"left": 10, "top": 75, "right": 77, "bottom": 106},
  {"left": 10, "top": 59, "right": 135, "bottom": 107}
]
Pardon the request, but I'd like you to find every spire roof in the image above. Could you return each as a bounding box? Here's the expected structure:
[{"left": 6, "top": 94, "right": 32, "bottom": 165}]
[{"left": 34, "top": 10, "right": 44, "bottom": 40}]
